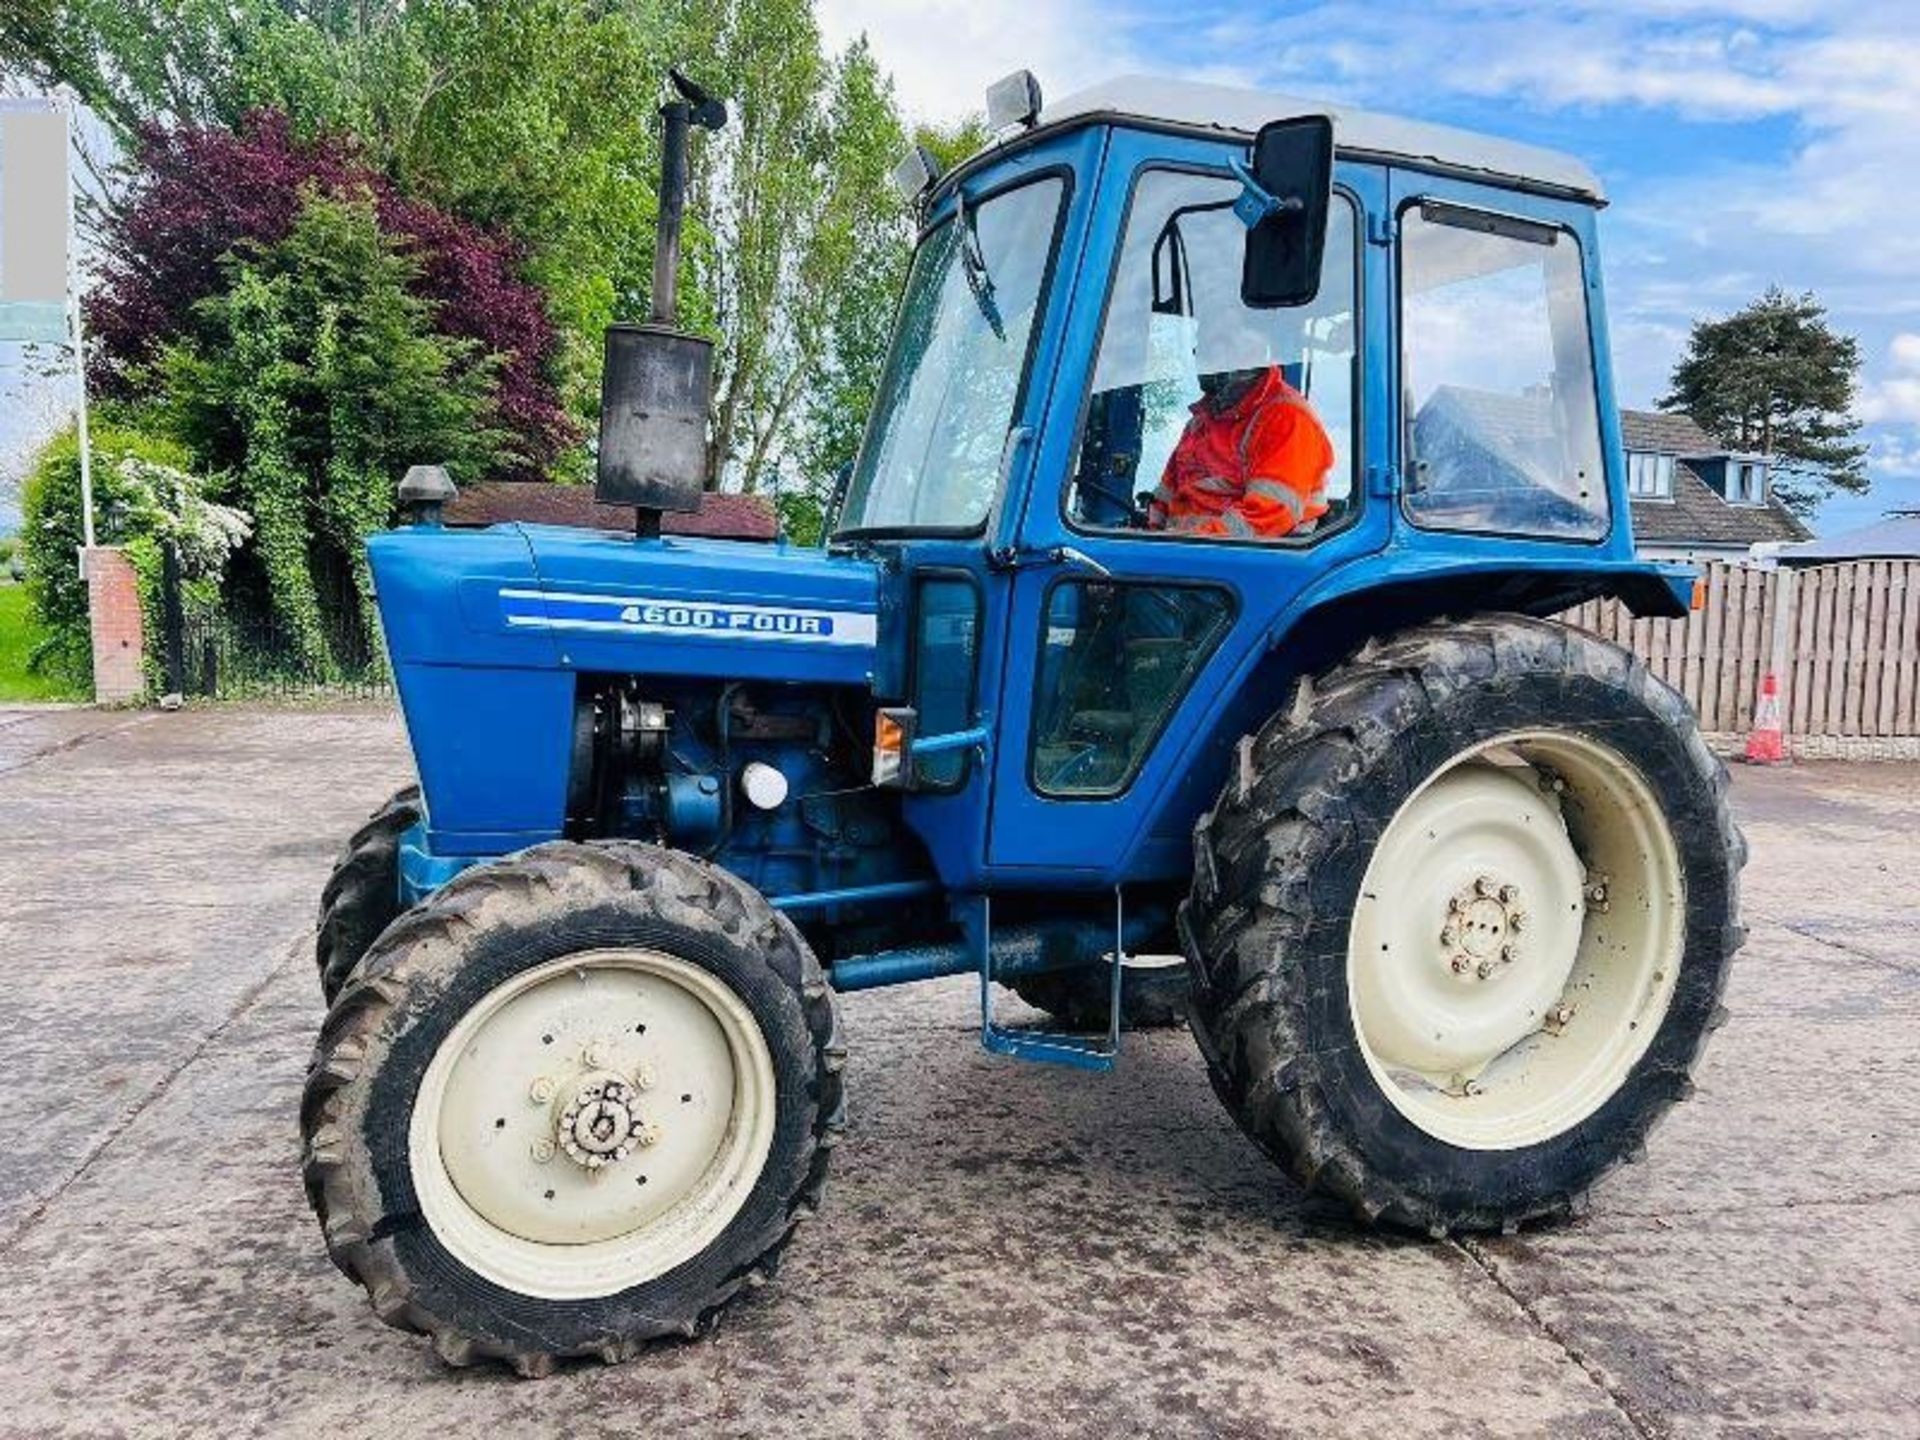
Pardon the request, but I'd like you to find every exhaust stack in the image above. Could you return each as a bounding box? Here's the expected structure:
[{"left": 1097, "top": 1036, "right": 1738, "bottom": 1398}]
[{"left": 595, "top": 71, "right": 728, "bottom": 538}]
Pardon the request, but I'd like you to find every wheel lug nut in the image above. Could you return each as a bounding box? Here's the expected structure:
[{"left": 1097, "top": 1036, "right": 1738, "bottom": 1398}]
[
  {"left": 530, "top": 1137, "right": 556, "bottom": 1163},
  {"left": 634, "top": 1061, "right": 657, "bottom": 1091},
  {"left": 528, "top": 1077, "right": 555, "bottom": 1104},
  {"left": 1476, "top": 960, "right": 1492, "bottom": 979}
]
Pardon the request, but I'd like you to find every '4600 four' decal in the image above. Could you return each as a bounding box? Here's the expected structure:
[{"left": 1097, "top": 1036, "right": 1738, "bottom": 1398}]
[{"left": 498, "top": 588, "right": 878, "bottom": 646}]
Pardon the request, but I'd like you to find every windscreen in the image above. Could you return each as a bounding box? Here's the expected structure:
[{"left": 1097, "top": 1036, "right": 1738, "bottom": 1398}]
[{"left": 837, "top": 177, "right": 1065, "bottom": 535}]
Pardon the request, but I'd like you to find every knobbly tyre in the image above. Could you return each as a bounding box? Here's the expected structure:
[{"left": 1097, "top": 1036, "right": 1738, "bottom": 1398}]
[{"left": 304, "top": 68, "right": 1742, "bottom": 1374}]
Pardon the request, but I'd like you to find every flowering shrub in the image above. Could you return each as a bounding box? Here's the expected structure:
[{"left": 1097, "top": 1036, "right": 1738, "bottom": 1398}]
[{"left": 18, "top": 426, "right": 250, "bottom": 686}]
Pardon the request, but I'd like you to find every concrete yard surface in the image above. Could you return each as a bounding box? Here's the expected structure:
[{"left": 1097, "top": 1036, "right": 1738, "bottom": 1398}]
[{"left": 0, "top": 704, "right": 1915, "bottom": 1438}]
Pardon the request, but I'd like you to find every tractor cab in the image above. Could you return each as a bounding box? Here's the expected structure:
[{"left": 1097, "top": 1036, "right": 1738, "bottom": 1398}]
[{"left": 832, "top": 76, "right": 1678, "bottom": 889}]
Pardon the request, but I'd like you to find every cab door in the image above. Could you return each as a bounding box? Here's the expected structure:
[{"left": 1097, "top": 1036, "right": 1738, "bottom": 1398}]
[
  {"left": 857, "top": 127, "right": 1106, "bottom": 890},
  {"left": 984, "top": 130, "right": 1393, "bottom": 878}
]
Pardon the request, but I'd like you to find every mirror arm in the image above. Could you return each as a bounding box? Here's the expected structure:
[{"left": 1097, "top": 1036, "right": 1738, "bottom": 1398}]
[{"left": 1227, "top": 155, "right": 1304, "bottom": 229}]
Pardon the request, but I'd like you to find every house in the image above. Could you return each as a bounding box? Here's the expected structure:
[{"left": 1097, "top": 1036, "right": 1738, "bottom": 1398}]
[
  {"left": 443, "top": 482, "right": 778, "bottom": 541},
  {"left": 1777, "top": 512, "right": 1920, "bottom": 567},
  {"left": 1619, "top": 409, "right": 1809, "bottom": 564}
]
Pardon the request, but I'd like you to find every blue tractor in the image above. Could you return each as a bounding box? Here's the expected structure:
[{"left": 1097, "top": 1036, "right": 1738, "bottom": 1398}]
[{"left": 303, "top": 72, "right": 1742, "bottom": 1374}]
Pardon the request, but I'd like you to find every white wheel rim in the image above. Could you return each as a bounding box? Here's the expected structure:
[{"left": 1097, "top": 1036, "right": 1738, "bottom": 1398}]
[
  {"left": 408, "top": 949, "right": 777, "bottom": 1300},
  {"left": 1347, "top": 731, "right": 1684, "bottom": 1150}
]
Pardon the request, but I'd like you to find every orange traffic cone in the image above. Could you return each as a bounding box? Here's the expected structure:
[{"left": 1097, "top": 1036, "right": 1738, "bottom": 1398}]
[{"left": 1744, "top": 672, "right": 1787, "bottom": 765}]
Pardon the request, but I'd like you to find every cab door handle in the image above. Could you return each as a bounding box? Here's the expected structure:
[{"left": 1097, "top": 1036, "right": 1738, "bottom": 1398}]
[{"left": 986, "top": 544, "right": 1110, "bottom": 577}]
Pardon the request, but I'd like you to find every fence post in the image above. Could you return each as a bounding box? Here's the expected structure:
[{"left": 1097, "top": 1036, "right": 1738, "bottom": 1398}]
[
  {"left": 160, "top": 540, "right": 186, "bottom": 702},
  {"left": 1769, "top": 566, "right": 1797, "bottom": 722}
]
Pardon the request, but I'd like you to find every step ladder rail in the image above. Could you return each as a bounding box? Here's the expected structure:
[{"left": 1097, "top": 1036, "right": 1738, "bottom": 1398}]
[{"left": 977, "top": 888, "right": 1126, "bottom": 1071}]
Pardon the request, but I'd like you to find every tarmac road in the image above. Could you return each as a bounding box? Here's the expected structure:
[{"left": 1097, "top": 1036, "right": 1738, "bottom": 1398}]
[{"left": 0, "top": 703, "right": 1914, "bottom": 1438}]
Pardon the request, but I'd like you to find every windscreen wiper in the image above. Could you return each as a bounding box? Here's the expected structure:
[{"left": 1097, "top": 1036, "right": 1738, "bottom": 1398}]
[{"left": 955, "top": 190, "right": 1006, "bottom": 341}]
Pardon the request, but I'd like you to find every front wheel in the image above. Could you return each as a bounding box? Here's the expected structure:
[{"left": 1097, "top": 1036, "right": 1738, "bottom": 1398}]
[
  {"left": 1182, "top": 616, "right": 1743, "bottom": 1234},
  {"left": 315, "top": 784, "right": 420, "bottom": 1004},
  {"left": 302, "top": 841, "right": 844, "bottom": 1374}
]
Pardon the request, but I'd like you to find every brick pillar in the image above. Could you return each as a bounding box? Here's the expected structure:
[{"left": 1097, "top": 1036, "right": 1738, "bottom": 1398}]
[{"left": 83, "top": 545, "right": 145, "bottom": 705}]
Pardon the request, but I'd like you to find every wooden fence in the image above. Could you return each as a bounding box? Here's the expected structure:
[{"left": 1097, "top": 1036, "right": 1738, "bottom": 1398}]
[{"left": 1562, "top": 560, "right": 1920, "bottom": 756}]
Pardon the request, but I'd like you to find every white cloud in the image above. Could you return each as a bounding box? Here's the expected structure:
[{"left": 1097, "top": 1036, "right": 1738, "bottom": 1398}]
[
  {"left": 814, "top": 0, "right": 1145, "bottom": 126},
  {"left": 1857, "top": 334, "right": 1920, "bottom": 426}
]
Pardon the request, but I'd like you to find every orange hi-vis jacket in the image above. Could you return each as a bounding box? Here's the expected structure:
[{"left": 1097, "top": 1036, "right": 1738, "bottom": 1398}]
[{"left": 1146, "top": 367, "right": 1334, "bottom": 539}]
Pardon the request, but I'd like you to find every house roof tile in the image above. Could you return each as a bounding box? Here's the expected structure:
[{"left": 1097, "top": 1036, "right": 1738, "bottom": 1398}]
[
  {"left": 1619, "top": 409, "right": 1717, "bottom": 455},
  {"left": 1619, "top": 409, "right": 1810, "bottom": 550}
]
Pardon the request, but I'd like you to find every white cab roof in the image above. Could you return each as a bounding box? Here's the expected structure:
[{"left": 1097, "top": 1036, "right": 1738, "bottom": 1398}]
[{"left": 1031, "top": 76, "right": 1604, "bottom": 203}]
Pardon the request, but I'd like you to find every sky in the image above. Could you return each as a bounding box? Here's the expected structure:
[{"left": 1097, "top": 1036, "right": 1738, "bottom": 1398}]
[
  {"left": 812, "top": 0, "right": 1920, "bottom": 537},
  {"left": 6, "top": 0, "right": 1920, "bottom": 536}
]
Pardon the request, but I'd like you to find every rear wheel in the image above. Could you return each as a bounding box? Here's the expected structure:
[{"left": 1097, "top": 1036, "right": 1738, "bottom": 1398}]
[
  {"left": 302, "top": 841, "right": 844, "bottom": 1374},
  {"left": 315, "top": 784, "right": 420, "bottom": 1003},
  {"left": 1008, "top": 956, "right": 1189, "bottom": 1030},
  {"left": 1182, "top": 615, "right": 1743, "bottom": 1234}
]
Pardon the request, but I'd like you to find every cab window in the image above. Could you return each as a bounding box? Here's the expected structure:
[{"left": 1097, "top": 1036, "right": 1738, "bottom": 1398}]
[
  {"left": 1066, "top": 170, "right": 1358, "bottom": 542},
  {"left": 838, "top": 177, "right": 1066, "bottom": 535},
  {"left": 1400, "top": 202, "right": 1608, "bottom": 540},
  {"left": 1031, "top": 582, "right": 1233, "bottom": 797}
]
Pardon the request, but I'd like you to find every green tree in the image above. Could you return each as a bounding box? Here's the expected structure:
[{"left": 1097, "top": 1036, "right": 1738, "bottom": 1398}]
[
  {"left": 6, "top": 0, "right": 982, "bottom": 518},
  {"left": 157, "top": 190, "right": 503, "bottom": 666},
  {"left": 1661, "top": 287, "right": 1868, "bottom": 517}
]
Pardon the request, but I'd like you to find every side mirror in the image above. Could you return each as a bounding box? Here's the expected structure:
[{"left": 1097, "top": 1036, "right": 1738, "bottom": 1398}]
[
  {"left": 1240, "top": 115, "right": 1334, "bottom": 309},
  {"left": 595, "top": 322, "right": 711, "bottom": 516}
]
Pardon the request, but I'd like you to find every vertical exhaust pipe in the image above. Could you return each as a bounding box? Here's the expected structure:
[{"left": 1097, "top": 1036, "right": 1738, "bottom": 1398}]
[
  {"left": 651, "top": 71, "right": 725, "bottom": 326},
  {"left": 595, "top": 70, "right": 728, "bottom": 537}
]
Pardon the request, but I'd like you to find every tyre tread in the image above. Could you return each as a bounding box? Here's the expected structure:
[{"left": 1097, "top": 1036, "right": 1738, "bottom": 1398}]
[{"left": 1181, "top": 614, "right": 1745, "bottom": 1235}]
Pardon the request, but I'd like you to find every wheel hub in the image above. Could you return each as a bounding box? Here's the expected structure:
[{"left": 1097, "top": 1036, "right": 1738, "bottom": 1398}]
[
  {"left": 1441, "top": 876, "right": 1526, "bottom": 980},
  {"left": 1348, "top": 762, "right": 1586, "bottom": 1079},
  {"left": 554, "top": 1071, "right": 656, "bottom": 1170},
  {"left": 415, "top": 950, "right": 776, "bottom": 1281}
]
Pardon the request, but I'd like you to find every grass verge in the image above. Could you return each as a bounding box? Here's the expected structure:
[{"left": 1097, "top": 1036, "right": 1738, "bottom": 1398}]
[{"left": 0, "top": 584, "right": 87, "bottom": 703}]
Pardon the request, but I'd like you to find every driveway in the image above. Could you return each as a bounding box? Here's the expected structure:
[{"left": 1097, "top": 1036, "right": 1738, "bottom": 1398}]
[{"left": 0, "top": 704, "right": 1914, "bottom": 1438}]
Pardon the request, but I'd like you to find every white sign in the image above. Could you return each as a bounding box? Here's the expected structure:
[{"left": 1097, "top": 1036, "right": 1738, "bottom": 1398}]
[{"left": 0, "top": 101, "right": 69, "bottom": 343}]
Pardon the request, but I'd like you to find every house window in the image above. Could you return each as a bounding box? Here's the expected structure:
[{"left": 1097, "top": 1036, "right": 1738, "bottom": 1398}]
[
  {"left": 1628, "top": 451, "right": 1674, "bottom": 499},
  {"left": 1730, "top": 461, "right": 1767, "bottom": 505}
]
